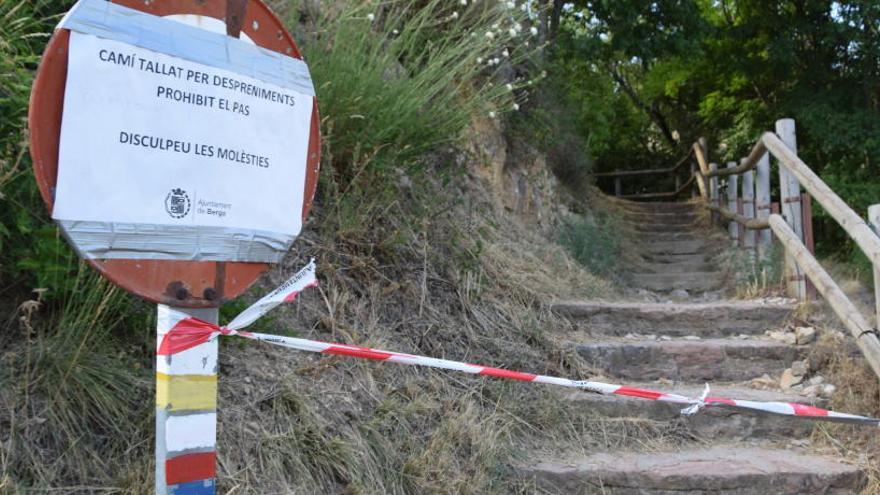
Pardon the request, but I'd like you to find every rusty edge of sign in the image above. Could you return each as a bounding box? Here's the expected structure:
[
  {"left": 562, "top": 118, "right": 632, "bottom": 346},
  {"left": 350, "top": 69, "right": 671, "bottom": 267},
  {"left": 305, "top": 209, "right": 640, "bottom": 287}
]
[
  {"left": 58, "top": 0, "right": 315, "bottom": 97},
  {"left": 57, "top": 220, "right": 292, "bottom": 263}
]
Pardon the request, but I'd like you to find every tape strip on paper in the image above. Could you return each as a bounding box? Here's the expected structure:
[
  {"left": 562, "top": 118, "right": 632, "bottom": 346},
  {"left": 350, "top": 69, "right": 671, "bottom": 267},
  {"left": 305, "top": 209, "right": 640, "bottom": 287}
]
[
  {"left": 58, "top": 220, "right": 292, "bottom": 262},
  {"left": 155, "top": 260, "right": 880, "bottom": 428},
  {"left": 58, "top": 0, "right": 315, "bottom": 96}
]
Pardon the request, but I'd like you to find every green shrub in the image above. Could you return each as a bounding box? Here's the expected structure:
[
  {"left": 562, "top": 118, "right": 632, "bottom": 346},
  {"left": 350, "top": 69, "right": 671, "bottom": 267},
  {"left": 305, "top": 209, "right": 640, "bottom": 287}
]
[
  {"left": 558, "top": 216, "right": 620, "bottom": 276},
  {"left": 302, "top": 0, "right": 542, "bottom": 235},
  {"left": 0, "top": 0, "right": 79, "bottom": 300}
]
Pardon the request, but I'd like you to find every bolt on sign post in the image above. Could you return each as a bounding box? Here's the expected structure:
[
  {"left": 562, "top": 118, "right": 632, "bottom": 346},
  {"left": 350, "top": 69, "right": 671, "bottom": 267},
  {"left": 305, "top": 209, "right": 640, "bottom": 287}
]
[{"left": 28, "top": 1, "right": 320, "bottom": 493}]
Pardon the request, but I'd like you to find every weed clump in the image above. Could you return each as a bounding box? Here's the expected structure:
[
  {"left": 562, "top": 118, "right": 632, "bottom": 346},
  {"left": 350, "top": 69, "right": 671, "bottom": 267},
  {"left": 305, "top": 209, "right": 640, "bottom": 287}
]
[
  {"left": 557, "top": 216, "right": 620, "bottom": 277},
  {"left": 0, "top": 266, "right": 152, "bottom": 491}
]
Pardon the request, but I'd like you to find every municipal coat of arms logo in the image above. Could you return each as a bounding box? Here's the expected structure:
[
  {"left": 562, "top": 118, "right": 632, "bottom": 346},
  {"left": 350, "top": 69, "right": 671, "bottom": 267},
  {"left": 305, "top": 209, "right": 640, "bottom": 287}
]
[{"left": 165, "top": 188, "right": 191, "bottom": 219}]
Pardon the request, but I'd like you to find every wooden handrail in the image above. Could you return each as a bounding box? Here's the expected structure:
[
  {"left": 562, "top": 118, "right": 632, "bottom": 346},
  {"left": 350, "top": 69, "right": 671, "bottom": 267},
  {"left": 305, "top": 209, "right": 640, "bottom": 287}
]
[
  {"left": 619, "top": 174, "right": 696, "bottom": 199},
  {"left": 685, "top": 119, "right": 880, "bottom": 379},
  {"left": 700, "top": 137, "right": 768, "bottom": 178},
  {"left": 695, "top": 132, "right": 880, "bottom": 266},
  {"left": 592, "top": 149, "right": 694, "bottom": 178},
  {"left": 763, "top": 133, "right": 880, "bottom": 267},
  {"left": 768, "top": 215, "right": 880, "bottom": 378},
  {"left": 704, "top": 202, "right": 769, "bottom": 230}
]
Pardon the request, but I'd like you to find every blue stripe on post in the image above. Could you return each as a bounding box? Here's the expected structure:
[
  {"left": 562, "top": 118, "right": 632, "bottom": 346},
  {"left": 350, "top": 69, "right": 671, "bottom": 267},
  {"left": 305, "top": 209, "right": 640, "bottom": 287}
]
[{"left": 168, "top": 479, "right": 215, "bottom": 495}]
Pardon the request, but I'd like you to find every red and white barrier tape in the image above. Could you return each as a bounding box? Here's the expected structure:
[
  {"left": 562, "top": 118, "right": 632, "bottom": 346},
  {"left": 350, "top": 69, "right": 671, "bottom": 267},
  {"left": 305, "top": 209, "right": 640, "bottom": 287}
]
[{"left": 159, "top": 261, "right": 880, "bottom": 427}]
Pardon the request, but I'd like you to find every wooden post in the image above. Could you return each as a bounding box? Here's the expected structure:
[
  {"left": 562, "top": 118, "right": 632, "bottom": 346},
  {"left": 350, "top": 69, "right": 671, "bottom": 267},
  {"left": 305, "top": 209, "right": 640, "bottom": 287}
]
[
  {"left": 802, "top": 193, "right": 817, "bottom": 299},
  {"left": 709, "top": 163, "right": 718, "bottom": 226},
  {"left": 614, "top": 177, "right": 622, "bottom": 197},
  {"left": 776, "top": 118, "right": 806, "bottom": 300},
  {"left": 755, "top": 151, "right": 772, "bottom": 253},
  {"left": 727, "top": 161, "right": 738, "bottom": 244},
  {"left": 156, "top": 306, "right": 219, "bottom": 495},
  {"left": 869, "top": 204, "right": 880, "bottom": 329},
  {"left": 737, "top": 197, "right": 745, "bottom": 247},
  {"left": 742, "top": 168, "right": 756, "bottom": 249}
]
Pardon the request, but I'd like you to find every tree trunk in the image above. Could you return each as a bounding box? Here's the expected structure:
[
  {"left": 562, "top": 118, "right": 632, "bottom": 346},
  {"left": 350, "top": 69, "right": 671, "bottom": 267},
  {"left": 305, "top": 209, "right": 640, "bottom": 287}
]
[{"left": 609, "top": 65, "right": 678, "bottom": 149}]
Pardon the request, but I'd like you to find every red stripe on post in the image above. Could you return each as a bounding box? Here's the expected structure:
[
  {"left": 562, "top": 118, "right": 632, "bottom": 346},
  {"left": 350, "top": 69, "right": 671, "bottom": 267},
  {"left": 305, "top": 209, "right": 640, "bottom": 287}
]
[
  {"left": 157, "top": 318, "right": 218, "bottom": 356},
  {"left": 478, "top": 367, "right": 537, "bottom": 382},
  {"left": 791, "top": 403, "right": 829, "bottom": 417},
  {"left": 323, "top": 345, "right": 393, "bottom": 360},
  {"left": 166, "top": 451, "right": 216, "bottom": 485},
  {"left": 614, "top": 386, "right": 664, "bottom": 400}
]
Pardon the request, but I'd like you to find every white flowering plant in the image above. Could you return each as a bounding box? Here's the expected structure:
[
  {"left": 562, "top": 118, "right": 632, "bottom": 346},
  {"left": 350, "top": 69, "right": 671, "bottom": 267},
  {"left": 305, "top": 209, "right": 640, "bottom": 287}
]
[{"left": 303, "top": 0, "right": 548, "bottom": 213}]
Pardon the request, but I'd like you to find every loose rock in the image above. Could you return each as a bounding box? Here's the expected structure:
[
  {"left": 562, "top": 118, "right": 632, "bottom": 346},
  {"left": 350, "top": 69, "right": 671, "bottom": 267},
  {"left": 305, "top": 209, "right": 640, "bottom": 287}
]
[
  {"left": 751, "top": 373, "right": 777, "bottom": 389},
  {"left": 795, "top": 326, "right": 817, "bottom": 345},
  {"left": 780, "top": 368, "right": 803, "bottom": 389},
  {"left": 768, "top": 330, "right": 797, "bottom": 345},
  {"left": 821, "top": 384, "right": 837, "bottom": 398},
  {"left": 801, "top": 384, "right": 822, "bottom": 398},
  {"left": 669, "top": 289, "right": 690, "bottom": 301}
]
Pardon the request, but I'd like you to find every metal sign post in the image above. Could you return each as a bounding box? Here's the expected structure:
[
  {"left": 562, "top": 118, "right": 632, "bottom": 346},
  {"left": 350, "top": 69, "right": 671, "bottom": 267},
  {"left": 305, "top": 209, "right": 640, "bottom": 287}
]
[{"left": 28, "top": 1, "right": 320, "bottom": 493}]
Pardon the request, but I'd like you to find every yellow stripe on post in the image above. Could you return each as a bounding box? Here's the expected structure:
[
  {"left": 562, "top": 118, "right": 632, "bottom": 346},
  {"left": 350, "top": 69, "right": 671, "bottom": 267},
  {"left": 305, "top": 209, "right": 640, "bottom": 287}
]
[{"left": 156, "top": 372, "right": 218, "bottom": 412}]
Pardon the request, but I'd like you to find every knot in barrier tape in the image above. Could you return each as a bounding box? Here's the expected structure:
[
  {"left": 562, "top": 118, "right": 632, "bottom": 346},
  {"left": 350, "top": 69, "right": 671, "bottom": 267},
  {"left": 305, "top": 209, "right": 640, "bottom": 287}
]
[{"left": 681, "top": 383, "right": 710, "bottom": 416}]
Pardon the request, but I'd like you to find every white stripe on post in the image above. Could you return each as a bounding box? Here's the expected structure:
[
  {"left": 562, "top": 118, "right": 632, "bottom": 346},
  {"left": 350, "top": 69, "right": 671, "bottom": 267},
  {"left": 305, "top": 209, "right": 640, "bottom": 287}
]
[
  {"left": 776, "top": 118, "right": 806, "bottom": 299},
  {"left": 164, "top": 413, "right": 218, "bottom": 452},
  {"left": 756, "top": 151, "right": 772, "bottom": 251},
  {"left": 727, "top": 161, "right": 738, "bottom": 244}
]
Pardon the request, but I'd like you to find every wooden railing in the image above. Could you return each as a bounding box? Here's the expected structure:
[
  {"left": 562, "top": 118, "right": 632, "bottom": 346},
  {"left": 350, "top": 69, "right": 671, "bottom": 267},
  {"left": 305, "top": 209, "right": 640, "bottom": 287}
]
[
  {"left": 591, "top": 146, "right": 700, "bottom": 199},
  {"left": 689, "top": 119, "right": 880, "bottom": 378}
]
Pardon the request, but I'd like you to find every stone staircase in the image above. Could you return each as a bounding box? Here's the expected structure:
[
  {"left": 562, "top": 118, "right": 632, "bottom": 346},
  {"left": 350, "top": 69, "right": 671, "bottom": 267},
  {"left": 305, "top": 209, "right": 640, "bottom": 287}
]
[
  {"left": 626, "top": 202, "right": 726, "bottom": 295},
  {"left": 520, "top": 201, "right": 866, "bottom": 493}
]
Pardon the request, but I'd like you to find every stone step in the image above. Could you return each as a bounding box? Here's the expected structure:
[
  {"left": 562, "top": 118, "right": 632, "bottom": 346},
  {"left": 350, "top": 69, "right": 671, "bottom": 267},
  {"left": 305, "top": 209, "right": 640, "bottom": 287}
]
[
  {"left": 640, "top": 253, "right": 710, "bottom": 265},
  {"left": 521, "top": 447, "right": 866, "bottom": 494},
  {"left": 638, "top": 232, "right": 701, "bottom": 243},
  {"left": 574, "top": 339, "right": 798, "bottom": 381},
  {"left": 632, "top": 271, "right": 725, "bottom": 292},
  {"left": 620, "top": 201, "right": 702, "bottom": 213},
  {"left": 642, "top": 240, "right": 706, "bottom": 255},
  {"left": 564, "top": 384, "right": 819, "bottom": 440},
  {"left": 552, "top": 301, "right": 794, "bottom": 337},
  {"left": 641, "top": 262, "right": 716, "bottom": 274},
  {"left": 623, "top": 207, "right": 701, "bottom": 218},
  {"left": 631, "top": 221, "right": 703, "bottom": 233}
]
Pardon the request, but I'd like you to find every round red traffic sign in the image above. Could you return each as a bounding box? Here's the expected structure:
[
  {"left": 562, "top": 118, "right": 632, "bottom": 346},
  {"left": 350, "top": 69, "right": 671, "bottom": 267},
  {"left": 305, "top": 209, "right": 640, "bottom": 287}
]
[{"left": 29, "top": 0, "right": 320, "bottom": 308}]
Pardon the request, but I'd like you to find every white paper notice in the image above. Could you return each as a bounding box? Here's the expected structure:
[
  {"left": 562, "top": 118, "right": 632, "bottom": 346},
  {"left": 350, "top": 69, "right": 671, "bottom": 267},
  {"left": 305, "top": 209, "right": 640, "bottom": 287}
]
[{"left": 53, "top": 31, "right": 312, "bottom": 238}]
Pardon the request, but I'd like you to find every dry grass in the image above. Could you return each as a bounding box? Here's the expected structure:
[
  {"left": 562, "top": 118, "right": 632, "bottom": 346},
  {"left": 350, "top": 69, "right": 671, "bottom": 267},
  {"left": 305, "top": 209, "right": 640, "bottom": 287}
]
[
  {"left": 194, "top": 155, "right": 676, "bottom": 493},
  {"left": 0, "top": 268, "right": 153, "bottom": 493},
  {"left": 807, "top": 330, "right": 880, "bottom": 494},
  {"left": 0, "top": 154, "right": 648, "bottom": 493},
  {"left": 798, "top": 261, "right": 880, "bottom": 495}
]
